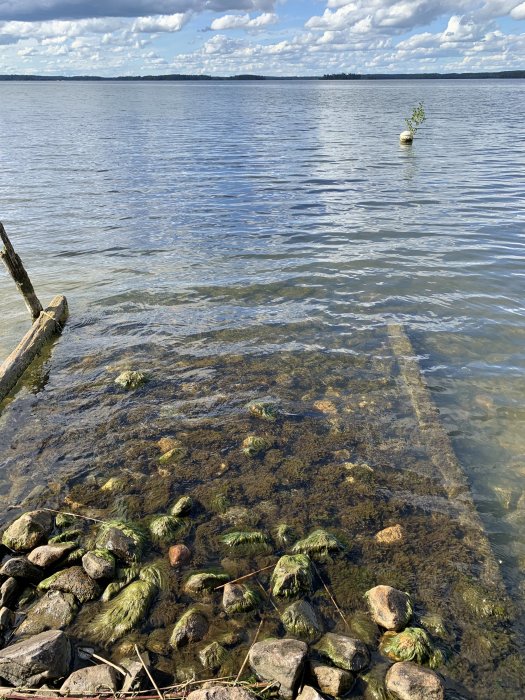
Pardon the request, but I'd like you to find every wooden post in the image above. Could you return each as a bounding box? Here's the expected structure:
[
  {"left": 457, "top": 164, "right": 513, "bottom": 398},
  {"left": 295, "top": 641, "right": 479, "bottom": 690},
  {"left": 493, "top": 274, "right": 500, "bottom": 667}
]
[{"left": 1, "top": 222, "right": 43, "bottom": 320}]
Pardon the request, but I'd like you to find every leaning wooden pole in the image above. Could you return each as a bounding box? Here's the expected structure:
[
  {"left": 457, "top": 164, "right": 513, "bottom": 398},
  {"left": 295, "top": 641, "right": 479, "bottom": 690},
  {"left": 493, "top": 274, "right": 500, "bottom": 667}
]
[{"left": 0, "top": 223, "right": 68, "bottom": 402}]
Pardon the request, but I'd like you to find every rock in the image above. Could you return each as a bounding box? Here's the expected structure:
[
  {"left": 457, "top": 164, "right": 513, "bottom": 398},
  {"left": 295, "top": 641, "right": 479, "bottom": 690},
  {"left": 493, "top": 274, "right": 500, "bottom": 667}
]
[
  {"left": 171, "top": 496, "right": 193, "bottom": 516},
  {"left": 0, "top": 630, "right": 71, "bottom": 686},
  {"left": 385, "top": 661, "right": 444, "bottom": 700},
  {"left": 170, "top": 608, "right": 209, "bottom": 647},
  {"left": 365, "top": 585, "right": 413, "bottom": 631},
  {"left": 16, "top": 591, "right": 78, "bottom": 636},
  {"left": 120, "top": 654, "right": 149, "bottom": 693},
  {"left": 296, "top": 686, "right": 325, "bottom": 700},
  {"left": 375, "top": 525, "right": 405, "bottom": 545},
  {"left": 60, "top": 665, "right": 119, "bottom": 694},
  {"left": 115, "top": 370, "right": 148, "bottom": 390},
  {"left": 187, "top": 687, "right": 257, "bottom": 700},
  {"left": 222, "top": 583, "right": 259, "bottom": 614},
  {"left": 0, "top": 577, "right": 19, "bottom": 608},
  {"left": 281, "top": 600, "right": 323, "bottom": 642},
  {"left": 249, "top": 638, "right": 308, "bottom": 698},
  {"left": 0, "top": 607, "right": 15, "bottom": 630},
  {"left": 0, "top": 557, "right": 44, "bottom": 583},
  {"left": 1, "top": 511, "right": 54, "bottom": 552},
  {"left": 270, "top": 554, "right": 313, "bottom": 598},
  {"left": 48, "top": 566, "right": 101, "bottom": 603},
  {"left": 82, "top": 550, "right": 116, "bottom": 579},
  {"left": 309, "top": 660, "right": 354, "bottom": 696},
  {"left": 96, "top": 526, "right": 138, "bottom": 564},
  {"left": 168, "top": 544, "right": 191, "bottom": 568},
  {"left": 184, "top": 571, "right": 229, "bottom": 594},
  {"left": 399, "top": 131, "right": 413, "bottom": 144},
  {"left": 28, "top": 542, "right": 77, "bottom": 567},
  {"left": 314, "top": 632, "right": 370, "bottom": 671},
  {"left": 199, "top": 641, "right": 228, "bottom": 671}
]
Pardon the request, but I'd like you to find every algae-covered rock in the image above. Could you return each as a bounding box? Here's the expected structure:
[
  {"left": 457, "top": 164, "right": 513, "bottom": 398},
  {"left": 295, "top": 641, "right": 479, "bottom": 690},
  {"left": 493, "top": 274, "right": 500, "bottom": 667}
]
[
  {"left": 242, "top": 435, "right": 270, "bottom": 458},
  {"left": 101, "top": 477, "right": 128, "bottom": 493},
  {"left": 292, "top": 529, "right": 344, "bottom": 557},
  {"left": 222, "top": 583, "right": 259, "bottom": 614},
  {"left": 365, "top": 585, "right": 413, "bottom": 631},
  {"left": 115, "top": 370, "right": 148, "bottom": 390},
  {"left": 170, "top": 608, "right": 209, "bottom": 648},
  {"left": 361, "top": 662, "right": 390, "bottom": 700},
  {"left": 314, "top": 632, "right": 370, "bottom": 672},
  {"left": 82, "top": 549, "right": 116, "bottom": 579},
  {"left": 454, "top": 577, "right": 508, "bottom": 620},
  {"left": 159, "top": 442, "right": 188, "bottom": 464},
  {"left": 199, "top": 641, "right": 228, "bottom": 671},
  {"left": 184, "top": 571, "right": 229, "bottom": 595},
  {"left": 385, "top": 661, "right": 444, "bottom": 700},
  {"left": 28, "top": 542, "right": 77, "bottom": 568},
  {"left": 2, "top": 511, "right": 54, "bottom": 552},
  {"left": 48, "top": 566, "right": 101, "bottom": 603},
  {"left": 171, "top": 496, "right": 193, "bottom": 516},
  {"left": 347, "top": 611, "right": 380, "bottom": 646},
  {"left": 149, "top": 515, "right": 185, "bottom": 547},
  {"left": 16, "top": 590, "right": 78, "bottom": 636},
  {"left": 281, "top": 600, "right": 323, "bottom": 642},
  {"left": 274, "top": 524, "right": 294, "bottom": 547},
  {"left": 271, "top": 554, "right": 313, "bottom": 598},
  {"left": 221, "top": 530, "right": 269, "bottom": 549},
  {"left": 95, "top": 520, "right": 147, "bottom": 563},
  {"left": 380, "top": 628, "right": 443, "bottom": 667},
  {"left": 0, "top": 630, "right": 71, "bottom": 686},
  {"left": 248, "top": 401, "right": 279, "bottom": 422},
  {"left": 49, "top": 528, "right": 83, "bottom": 544},
  {"left": 309, "top": 659, "right": 354, "bottom": 697},
  {"left": 249, "top": 637, "right": 308, "bottom": 698}
]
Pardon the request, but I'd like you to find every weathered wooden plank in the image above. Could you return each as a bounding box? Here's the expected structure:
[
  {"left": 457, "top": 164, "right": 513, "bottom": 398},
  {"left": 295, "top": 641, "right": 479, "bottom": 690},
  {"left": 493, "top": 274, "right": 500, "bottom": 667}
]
[
  {"left": 0, "top": 222, "right": 43, "bottom": 321},
  {"left": 0, "top": 295, "right": 68, "bottom": 402}
]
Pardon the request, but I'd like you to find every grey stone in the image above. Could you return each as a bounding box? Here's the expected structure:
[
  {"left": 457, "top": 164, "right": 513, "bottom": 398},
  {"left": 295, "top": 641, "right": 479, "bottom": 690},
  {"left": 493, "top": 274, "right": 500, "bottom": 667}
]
[
  {"left": 385, "top": 662, "right": 445, "bottom": 700},
  {"left": 187, "top": 687, "right": 257, "bottom": 700},
  {"left": 82, "top": 551, "right": 115, "bottom": 579},
  {"left": 0, "top": 557, "right": 43, "bottom": 583},
  {"left": 281, "top": 600, "right": 323, "bottom": 643},
  {"left": 48, "top": 566, "right": 101, "bottom": 603},
  {"left": 309, "top": 660, "right": 354, "bottom": 697},
  {"left": 0, "top": 577, "right": 19, "bottom": 608},
  {"left": 365, "top": 585, "right": 413, "bottom": 631},
  {"left": 199, "top": 642, "right": 228, "bottom": 671},
  {"left": 170, "top": 609, "right": 209, "bottom": 648},
  {"left": 314, "top": 632, "right": 370, "bottom": 671},
  {"left": 120, "top": 654, "right": 149, "bottom": 693},
  {"left": 0, "top": 607, "right": 15, "bottom": 631},
  {"left": 0, "top": 630, "right": 71, "bottom": 686},
  {"left": 97, "top": 527, "right": 137, "bottom": 563},
  {"left": 296, "top": 685, "right": 326, "bottom": 700},
  {"left": 16, "top": 591, "right": 78, "bottom": 637},
  {"left": 28, "top": 543, "right": 76, "bottom": 568},
  {"left": 249, "top": 638, "right": 308, "bottom": 698},
  {"left": 60, "top": 665, "right": 119, "bottom": 694},
  {"left": 1, "top": 511, "right": 54, "bottom": 552}
]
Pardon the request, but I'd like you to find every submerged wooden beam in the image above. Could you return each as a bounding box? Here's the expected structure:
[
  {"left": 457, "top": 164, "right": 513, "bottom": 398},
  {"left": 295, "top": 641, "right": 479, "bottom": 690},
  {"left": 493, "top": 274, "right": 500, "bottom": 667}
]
[
  {"left": 0, "top": 222, "right": 43, "bottom": 321},
  {"left": 0, "top": 295, "right": 68, "bottom": 402}
]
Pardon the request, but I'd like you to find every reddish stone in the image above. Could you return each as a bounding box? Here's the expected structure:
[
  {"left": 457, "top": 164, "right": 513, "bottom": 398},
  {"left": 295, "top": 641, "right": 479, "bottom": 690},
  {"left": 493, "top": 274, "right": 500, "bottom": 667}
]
[{"left": 168, "top": 544, "right": 191, "bottom": 568}]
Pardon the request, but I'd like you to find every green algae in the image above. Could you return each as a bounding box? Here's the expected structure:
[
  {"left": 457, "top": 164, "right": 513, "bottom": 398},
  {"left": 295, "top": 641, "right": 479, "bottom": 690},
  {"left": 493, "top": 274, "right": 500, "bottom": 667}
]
[
  {"left": 291, "top": 528, "right": 344, "bottom": 557},
  {"left": 271, "top": 554, "right": 313, "bottom": 598},
  {"left": 379, "top": 627, "right": 443, "bottom": 667}
]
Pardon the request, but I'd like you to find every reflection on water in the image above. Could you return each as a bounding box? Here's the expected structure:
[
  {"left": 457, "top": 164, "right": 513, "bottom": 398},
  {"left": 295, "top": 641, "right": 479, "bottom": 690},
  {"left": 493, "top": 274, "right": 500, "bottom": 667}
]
[{"left": 0, "top": 80, "right": 524, "bottom": 695}]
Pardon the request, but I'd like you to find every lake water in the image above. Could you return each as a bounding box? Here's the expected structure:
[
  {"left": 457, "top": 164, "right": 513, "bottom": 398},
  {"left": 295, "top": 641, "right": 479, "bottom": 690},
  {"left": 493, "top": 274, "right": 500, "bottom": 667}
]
[{"left": 0, "top": 81, "right": 524, "bottom": 697}]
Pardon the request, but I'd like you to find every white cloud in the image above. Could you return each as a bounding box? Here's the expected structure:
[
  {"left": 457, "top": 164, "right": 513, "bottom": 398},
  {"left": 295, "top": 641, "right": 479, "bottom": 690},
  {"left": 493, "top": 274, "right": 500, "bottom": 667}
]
[
  {"left": 210, "top": 12, "right": 277, "bottom": 30},
  {"left": 510, "top": 1, "right": 525, "bottom": 19},
  {"left": 132, "top": 13, "right": 190, "bottom": 32}
]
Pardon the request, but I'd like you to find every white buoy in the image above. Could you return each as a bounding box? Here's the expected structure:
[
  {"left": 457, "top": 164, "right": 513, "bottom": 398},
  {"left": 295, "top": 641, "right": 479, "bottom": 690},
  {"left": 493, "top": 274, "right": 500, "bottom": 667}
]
[{"left": 399, "top": 130, "right": 413, "bottom": 144}]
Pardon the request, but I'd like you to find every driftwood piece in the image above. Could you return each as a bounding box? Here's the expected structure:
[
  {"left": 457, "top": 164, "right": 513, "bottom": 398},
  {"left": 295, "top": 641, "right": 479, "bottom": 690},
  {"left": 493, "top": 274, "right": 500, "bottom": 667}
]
[
  {"left": 0, "top": 295, "right": 68, "bottom": 402},
  {"left": 0, "top": 222, "right": 43, "bottom": 320}
]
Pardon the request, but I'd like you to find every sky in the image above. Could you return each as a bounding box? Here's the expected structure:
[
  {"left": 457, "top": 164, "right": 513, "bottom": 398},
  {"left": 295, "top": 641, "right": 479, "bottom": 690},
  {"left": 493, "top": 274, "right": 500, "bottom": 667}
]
[{"left": 0, "top": 0, "right": 524, "bottom": 76}]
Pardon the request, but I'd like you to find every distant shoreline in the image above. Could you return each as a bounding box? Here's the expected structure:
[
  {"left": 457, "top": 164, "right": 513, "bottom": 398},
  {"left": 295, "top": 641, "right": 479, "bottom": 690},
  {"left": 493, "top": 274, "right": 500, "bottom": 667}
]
[{"left": 0, "top": 70, "right": 524, "bottom": 81}]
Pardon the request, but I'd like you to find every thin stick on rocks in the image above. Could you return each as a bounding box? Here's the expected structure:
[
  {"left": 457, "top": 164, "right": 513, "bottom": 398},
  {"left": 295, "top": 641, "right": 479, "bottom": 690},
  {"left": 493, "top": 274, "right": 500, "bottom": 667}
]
[
  {"left": 135, "top": 644, "right": 164, "bottom": 700},
  {"left": 90, "top": 652, "right": 128, "bottom": 676},
  {"left": 312, "top": 562, "right": 349, "bottom": 629},
  {"left": 41, "top": 508, "right": 106, "bottom": 523},
  {"left": 214, "top": 564, "right": 276, "bottom": 590},
  {"left": 235, "top": 617, "right": 265, "bottom": 684}
]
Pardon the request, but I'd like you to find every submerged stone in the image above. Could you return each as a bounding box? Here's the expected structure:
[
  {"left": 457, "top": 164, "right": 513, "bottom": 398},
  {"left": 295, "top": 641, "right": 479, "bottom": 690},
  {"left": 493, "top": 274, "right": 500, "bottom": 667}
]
[
  {"left": 115, "top": 370, "right": 148, "bottom": 390},
  {"left": 271, "top": 554, "right": 313, "bottom": 598},
  {"left": 222, "top": 583, "right": 259, "bottom": 614},
  {"left": 168, "top": 543, "right": 191, "bottom": 568},
  {"left": 375, "top": 524, "right": 405, "bottom": 545},
  {"left": 0, "top": 630, "right": 71, "bottom": 686},
  {"left": 242, "top": 435, "right": 270, "bottom": 457},
  {"left": 365, "top": 585, "right": 413, "bottom": 631},
  {"left": 199, "top": 641, "right": 228, "bottom": 671},
  {"left": 309, "top": 660, "right": 354, "bottom": 697},
  {"left": 171, "top": 496, "right": 193, "bottom": 516},
  {"left": 249, "top": 638, "right": 308, "bottom": 699},
  {"left": 184, "top": 571, "right": 229, "bottom": 594},
  {"left": 380, "top": 628, "right": 443, "bottom": 667},
  {"left": 385, "top": 661, "right": 444, "bottom": 700},
  {"left": 170, "top": 608, "right": 209, "bottom": 648},
  {"left": 314, "top": 632, "right": 370, "bottom": 672},
  {"left": 281, "top": 600, "right": 323, "bottom": 642},
  {"left": 292, "top": 529, "right": 344, "bottom": 557},
  {"left": 248, "top": 401, "right": 279, "bottom": 422},
  {"left": 95, "top": 521, "right": 146, "bottom": 563},
  {"left": 1, "top": 511, "right": 54, "bottom": 552},
  {"left": 16, "top": 590, "right": 78, "bottom": 637}
]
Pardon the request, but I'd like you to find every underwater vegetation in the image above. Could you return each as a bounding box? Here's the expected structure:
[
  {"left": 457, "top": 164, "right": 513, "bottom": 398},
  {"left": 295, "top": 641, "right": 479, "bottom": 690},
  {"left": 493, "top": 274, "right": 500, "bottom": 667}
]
[
  {"left": 221, "top": 530, "right": 269, "bottom": 548},
  {"left": 292, "top": 529, "right": 344, "bottom": 557},
  {"left": 248, "top": 401, "right": 280, "bottom": 422},
  {"left": 241, "top": 435, "right": 270, "bottom": 457},
  {"left": 114, "top": 370, "right": 148, "bottom": 390},
  {"left": 148, "top": 515, "right": 185, "bottom": 547},
  {"left": 379, "top": 627, "right": 444, "bottom": 668}
]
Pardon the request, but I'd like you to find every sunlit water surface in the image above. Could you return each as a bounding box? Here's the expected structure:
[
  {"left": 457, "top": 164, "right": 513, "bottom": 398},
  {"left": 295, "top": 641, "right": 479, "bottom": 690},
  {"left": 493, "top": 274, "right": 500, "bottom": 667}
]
[{"left": 0, "top": 81, "right": 524, "bottom": 697}]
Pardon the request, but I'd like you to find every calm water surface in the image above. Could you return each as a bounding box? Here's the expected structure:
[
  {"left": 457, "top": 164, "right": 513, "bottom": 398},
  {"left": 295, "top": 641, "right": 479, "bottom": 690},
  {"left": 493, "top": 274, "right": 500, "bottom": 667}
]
[{"left": 0, "top": 81, "right": 524, "bottom": 695}]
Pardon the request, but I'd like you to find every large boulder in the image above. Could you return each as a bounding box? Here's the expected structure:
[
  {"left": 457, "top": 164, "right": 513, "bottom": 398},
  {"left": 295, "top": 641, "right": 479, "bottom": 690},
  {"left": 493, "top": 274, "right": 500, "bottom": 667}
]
[
  {"left": 314, "top": 632, "right": 369, "bottom": 671},
  {"left": 28, "top": 543, "right": 76, "bottom": 568},
  {"left": 249, "top": 638, "right": 308, "bottom": 698},
  {"left": 309, "top": 660, "right": 354, "bottom": 696},
  {"left": 1, "top": 511, "right": 54, "bottom": 552},
  {"left": 0, "top": 557, "right": 44, "bottom": 583},
  {"left": 365, "top": 585, "right": 413, "bottom": 631},
  {"left": 0, "top": 630, "right": 71, "bottom": 686},
  {"left": 16, "top": 591, "right": 78, "bottom": 637},
  {"left": 187, "top": 687, "right": 257, "bottom": 700},
  {"left": 47, "top": 566, "right": 101, "bottom": 603},
  {"left": 385, "top": 661, "right": 444, "bottom": 700},
  {"left": 60, "top": 665, "right": 119, "bottom": 694}
]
